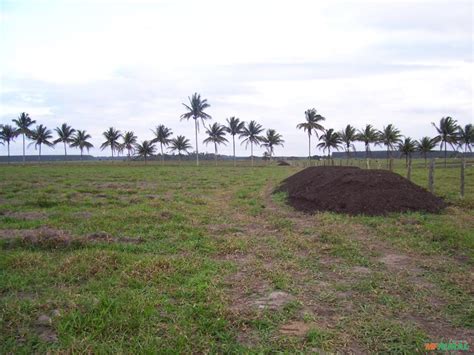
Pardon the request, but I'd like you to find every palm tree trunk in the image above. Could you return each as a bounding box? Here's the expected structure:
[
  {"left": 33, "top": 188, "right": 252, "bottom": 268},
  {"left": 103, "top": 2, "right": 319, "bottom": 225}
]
[
  {"left": 366, "top": 143, "right": 369, "bottom": 159},
  {"left": 424, "top": 153, "right": 427, "bottom": 168},
  {"left": 22, "top": 133, "right": 25, "bottom": 164},
  {"left": 64, "top": 142, "right": 67, "bottom": 157},
  {"left": 232, "top": 135, "right": 236, "bottom": 167},
  {"left": 251, "top": 142, "right": 254, "bottom": 167},
  {"left": 444, "top": 142, "right": 447, "bottom": 168},
  {"left": 346, "top": 144, "right": 350, "bottom": 165},
  {"left": 161, "top": 143, "right": 164, "bottom": 165},
  {"left": 111, "top": 147, "right": 114, "bottom": 159},
  {"left": 215, "top": 143, "right": 218, "bottom": 166},
  {"left": 7, "top": 142, "right": 10, "bottom": 164},
  {"left": 195, "top": 119, "right": 199, "bottom": 166},
  {"left": 39, "top": 144, "right": 42, "bottom": 162},
  {"left": 308, "top": 132, "right": 311, "bottom": 163},
  {"left": 80, "top": 148, "right": 83, "bottom": 161}
]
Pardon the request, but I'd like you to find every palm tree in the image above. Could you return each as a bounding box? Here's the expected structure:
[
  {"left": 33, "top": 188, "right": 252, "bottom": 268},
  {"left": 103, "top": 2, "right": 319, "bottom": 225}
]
[
  {"left": 0, "top": 125, "right": 17, "bottom": 163},
  {"left": 296, "top": 108, "right": 325, "bottom": 161},
  {"left": 135, "top": 140, "right": 156, "bottom": 164},
  {"left": 240, "top": 120, "right": 264, "bottom": 166},
  {"left": 100, "top": 127, "right": 122, "bottom": 159},
  {"left": 151, "top": 124, "right": 173, "bottom": 164},
  {"left": 416, "top": 136, "right": 438, "bottom": 167},
  {"left": 203, "top": 122, "right": 228, "bottom": 165},
  {"left": 180, "top": 93, "right": 212, "bottom": 166},
  {"left": 122, "top": 131, "right": 137, "bottom": 159},
  {"left": 339, "top": 124, "right": 357, "bottom": 161},
  {"left": 377, "top": 124, "right": 402, "bottom": 161},
  {"left": 432, "top": 116, "right": 458, "bottom": 167},
  {"left": 70, "top": 130, "right": 94, "bottom": 160},
  {"left": 168, "top": 135, "right": 192, "bottom": 162},
  {"left": 28, "top": 125, "right": 54, "bottom": 161},
  {"left": 317, "top": 128, "right": 342, "bottom": 161},
  {"left": 356, "top": 124, "right": 379, "bottom": 158},
  {"left": 398, "top": 137, "right": 417, "bottom": 167},
  {"left": 12, "top": 112, "right": 36, "bottom": 163},
  {"left": 261, "top": 129, "right": 284, "bottom": 160},
  {"left": 457, "top": 123, "right": 473, "bottom": 153},
  {"left": 54, "top": 123, "right": 76, "bottom": 157},
  {"left": 225, "top": 117, "right": 245, "bottom": 167}
]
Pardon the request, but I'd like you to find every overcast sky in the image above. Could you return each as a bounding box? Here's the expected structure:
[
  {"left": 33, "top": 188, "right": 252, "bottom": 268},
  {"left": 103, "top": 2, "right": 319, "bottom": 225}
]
[{"left": 0, "top": 0, "right": 472, "bottom": 157}]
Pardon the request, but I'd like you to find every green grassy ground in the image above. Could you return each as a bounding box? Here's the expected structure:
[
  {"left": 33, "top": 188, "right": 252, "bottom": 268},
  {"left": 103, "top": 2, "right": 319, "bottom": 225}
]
[{"left": 0, "top": 160, "right": 472, "bottom": 353}]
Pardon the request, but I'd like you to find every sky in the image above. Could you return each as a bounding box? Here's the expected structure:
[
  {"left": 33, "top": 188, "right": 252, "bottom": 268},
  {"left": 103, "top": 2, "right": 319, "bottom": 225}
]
[{"left": 0, "top": 0, "right": 472, "bottom": 157}]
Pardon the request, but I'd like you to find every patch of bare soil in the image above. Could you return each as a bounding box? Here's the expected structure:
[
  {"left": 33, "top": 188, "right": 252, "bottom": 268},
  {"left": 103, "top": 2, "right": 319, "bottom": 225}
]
[
  {"left": 0, "top": 227, "right": 143, "bottom": 247},
  {"left": 0, "top": 211, "right": 47, "bottom": 220},
  {"left": 279, "top": 321, "right": 314, "bottom": 336},
  {"left": 35, "top": 312, "right": 60, "bottom": 343},
  {"left": 276, "top": 167, "right": 445, "bottom": 215},
  {"left": 254, "top": 291, "right": 294, "bottom": 310}
]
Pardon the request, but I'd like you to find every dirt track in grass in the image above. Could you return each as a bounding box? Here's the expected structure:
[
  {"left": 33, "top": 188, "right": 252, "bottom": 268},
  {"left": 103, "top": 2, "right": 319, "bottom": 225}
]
[{"left": 208, "top": 179, "right": 472, "bottom": 352}]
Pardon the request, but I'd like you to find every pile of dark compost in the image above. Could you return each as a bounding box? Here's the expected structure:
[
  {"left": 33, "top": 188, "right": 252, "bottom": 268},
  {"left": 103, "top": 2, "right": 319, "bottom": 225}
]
[{"left": 275, "top": 166, "right": 445, "bottom": 216}]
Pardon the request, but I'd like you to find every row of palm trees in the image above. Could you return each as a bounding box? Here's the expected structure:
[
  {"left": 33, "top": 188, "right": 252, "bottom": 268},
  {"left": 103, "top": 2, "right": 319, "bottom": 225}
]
[
  {"left": 1, "top": 93, "right": 472, "bottom": 166},
  {"left": 0, "top": 94, "right": 286, "bottom": 165},
  {"left": 296, "top": 110, "right": 472, "bottom": 167}
]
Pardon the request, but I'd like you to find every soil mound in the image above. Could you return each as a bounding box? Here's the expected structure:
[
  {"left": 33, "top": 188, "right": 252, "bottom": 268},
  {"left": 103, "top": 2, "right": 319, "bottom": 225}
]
[
  {"left": 275, "top": 167, "right": 445, "bottom": 216},
  {"left": 277, "top": 160, "right": 291, "bottom": 166}
]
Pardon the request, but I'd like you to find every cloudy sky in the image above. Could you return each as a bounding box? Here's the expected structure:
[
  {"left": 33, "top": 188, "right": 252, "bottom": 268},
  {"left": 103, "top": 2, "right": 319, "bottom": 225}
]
[{"left": 0, "top": 0, "right": 472, "bottom": 157}]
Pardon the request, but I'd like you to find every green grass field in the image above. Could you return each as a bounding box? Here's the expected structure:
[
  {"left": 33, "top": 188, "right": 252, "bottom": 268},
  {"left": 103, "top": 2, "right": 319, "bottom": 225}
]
[{"left": 1, "top": 160, "right": 473, "bottom": 353}]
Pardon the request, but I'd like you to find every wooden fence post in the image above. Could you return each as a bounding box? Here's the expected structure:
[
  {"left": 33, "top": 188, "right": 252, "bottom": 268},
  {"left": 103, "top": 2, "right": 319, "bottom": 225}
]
[
  {"left": 429, "top": 159, "right": 435, "bottom": 194},
  {"left": 460, "top": 157, "right": 465, "bottom": 198},
  {"left": 366, "top": 158, "right": 370, "bottom": 170}
]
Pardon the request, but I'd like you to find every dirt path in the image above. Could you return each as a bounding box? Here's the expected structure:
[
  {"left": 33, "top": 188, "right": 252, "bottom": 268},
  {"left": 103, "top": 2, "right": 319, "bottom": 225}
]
[{"left": 207, "top": 181, "right": 473, "bottom": 352}]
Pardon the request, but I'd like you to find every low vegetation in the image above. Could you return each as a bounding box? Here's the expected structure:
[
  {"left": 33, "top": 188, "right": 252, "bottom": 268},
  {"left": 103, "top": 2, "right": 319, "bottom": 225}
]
[{"left": 0, "top": 160, "right": 472, "bottom": 352}]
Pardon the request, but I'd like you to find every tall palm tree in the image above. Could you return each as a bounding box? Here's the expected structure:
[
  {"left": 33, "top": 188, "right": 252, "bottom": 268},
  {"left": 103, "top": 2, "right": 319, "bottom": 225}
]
[
  {"left": 28, "top": 125, "right": 54, "bottom": 161},
  {"left": 225, "top": 117, "right": 245, "bottom": 167},
  {"left": 239, "top": 120, "right": 264, "bottom": 166},
  {"left": 377, "top": 124, "right": 402, "bottom": 161},
  {"left": 203, "top": 122, "right": 228, "bottom": 165},
  {"left": 100, "top": 127, "right": 122, "bottom": 159},
  {"left": 54, "top": 123, "right": 76, "bottom": 157},
  {"left": 70, "top": 130, "right": 94, "bottom": 160},
  {"left": 12, "top": 112, "right": 36, "bottom": 163},
  {"left": 317, "top": 128, "right": 342, "bottom": 160},
  {"left": 398, "top": 137, "right": 417, "bottom": 167},
  {"left": 432, "top": 116, "right": 458, "bottom": 167},
  {"left": 356, "top": 124, "right": 379, "bottom": 158},
  {"left": 151, "top": 124, "right": 173, "bottom": 164},
  {"left": 457, "top": 123, "right": 473, "bottom": 153},
  {"left": 122, "top": 131, "right": 137, "bottom": 159},
  {"left": 416, "top": 136, "right": 438, "bottom": 167},
  {"left": 296, "top": 108, "right": 325, "bottom": 161},
  {"left": 180, "top": 93, "right": 212, "bottom": 166},
  {"left": 135, "top": 140, "right": 156, "bottom": 164},
  {"left": 261, "top": 129, "right": 284, "bottom": 160},
  {"left": 168, "top": 135, "right": 192, "bottom": 162},
  {"left": 0, "top": 125, "right": 17, "bottom": 163},
  {"left": 339, "top": 124, "right": 357, "bottom": 161}
]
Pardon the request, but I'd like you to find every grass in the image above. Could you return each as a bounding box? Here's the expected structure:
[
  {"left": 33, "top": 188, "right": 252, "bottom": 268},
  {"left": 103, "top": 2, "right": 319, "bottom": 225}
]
[{"left": 0, "top": 159, "right": 472, "bottom": 353}]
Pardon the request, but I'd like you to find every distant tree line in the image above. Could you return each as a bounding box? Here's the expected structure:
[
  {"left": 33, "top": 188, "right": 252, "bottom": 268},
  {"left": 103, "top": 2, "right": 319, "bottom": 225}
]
[{"left": 1, "top": 93, "right": 472, "bottom": 166}]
